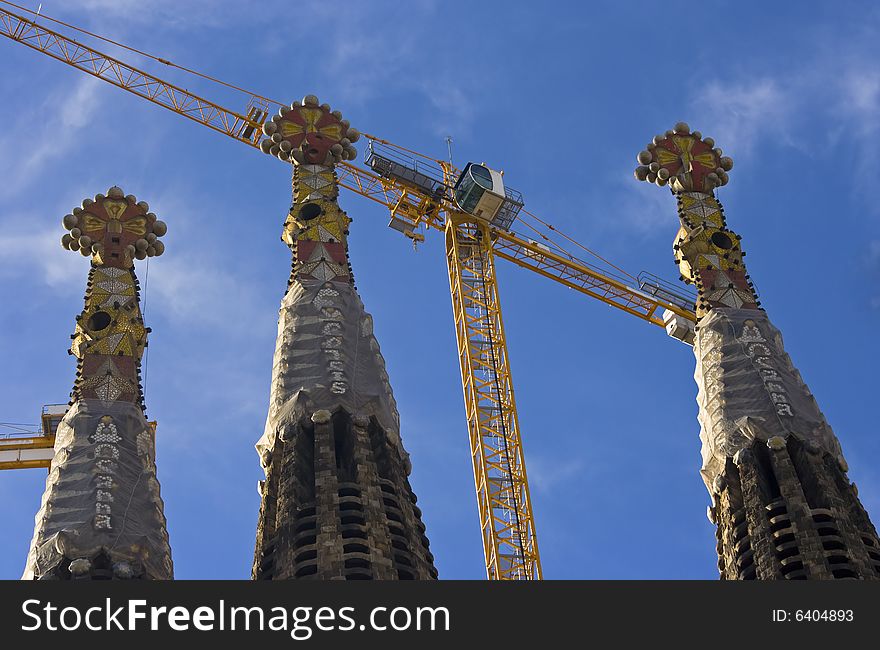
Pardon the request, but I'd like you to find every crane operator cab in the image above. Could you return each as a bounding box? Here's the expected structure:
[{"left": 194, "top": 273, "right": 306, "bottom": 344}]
[{"left": 453, "top": 163, "right": 524, "bottom": 231}]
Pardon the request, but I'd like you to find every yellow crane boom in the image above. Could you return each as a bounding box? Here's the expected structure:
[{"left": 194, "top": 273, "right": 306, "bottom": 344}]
[
  {"left": 0, "top": 3, "right": 695, "bottom": 579},
  {"left": 0, "top": 434, "right": 54, "bottom": 470}
]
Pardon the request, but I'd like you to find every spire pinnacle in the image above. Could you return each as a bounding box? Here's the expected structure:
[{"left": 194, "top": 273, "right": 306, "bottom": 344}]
[
  {"left": 60, "top": 186, "right": 167, "bottom": 267},
  {"left": 634, "top": 122, "right": 733, "bottom": 193},
  {"left": 259, "top": 94, "right": 360, "bottom": 166}
]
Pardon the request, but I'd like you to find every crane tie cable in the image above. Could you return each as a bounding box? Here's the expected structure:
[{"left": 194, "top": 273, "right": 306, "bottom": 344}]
[{"left": 517, "top": 208, "right": 638, "bottom": 282}]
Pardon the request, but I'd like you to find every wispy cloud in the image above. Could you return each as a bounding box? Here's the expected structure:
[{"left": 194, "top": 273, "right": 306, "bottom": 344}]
[
  {"left": 680, "top": 35, "right": 880, "bottom": 313},
  {"left": 686, "top": 36, "right": 880, "bottom": 204},
  {"left": 56, "top": 0, "right": 234, "bottom": 28},
  {"left": 527, "top": 456, "right": 585, "bottom": 495},
  {"left": 420, "top": 83, "right": 476, "bottom": 139},
  {"left": 267, "top": 0, "right": 478, "bottom": 136},
  {"left": 20, "top": 77, "right": 100, "bottom": 174},
  {"left": 602, "top": 25, "right": 880, "bottom": 241},
  {"left": 18, "top": 0, "right": 477, "bottom": 157},
  {"left": 0, "top": 218, "right": 273, "bottom": 337},
  {"left": 145, "top": 252, "right": 274, "bottom": 334},
  {"left": 607, "top": 166, "right": 677, "bottom": 236},
  {"left": 834, "top": 70, "right": 880, "bottom": 197},
  {"left": 0, "top": 226, "right": 82, "bottom": 289},
  {"left": 690, "top": 78, "right": 797, "bottom": 156},
  {"left": 577, "top": 77, "right": 800, "bottom": 242},
  {"left": 869, "top": 240, "right": 880, "bottom": 310},
  {"left": 0, "top": 76, "right": 102, "bottom": 198}
]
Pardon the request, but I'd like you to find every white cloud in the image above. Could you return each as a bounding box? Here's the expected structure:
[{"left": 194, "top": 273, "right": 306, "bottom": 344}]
[
  {"left": 0, "top": 226, "right": 82, "bottom": 289},
  {"left": 21, "top": 77, "right": 99, "bottom": 169},
  {"left": 589, "top": 33, "right": 880, "bottom": 242},
  {"left": 421, "top": 83, "right": 476, "bottom": 139},
  {"left": 685, "top": 37, "right": 880, "bottom": 203},
  {"left": 680, "top": 38, "right": 880, "bottom": 314},
  {"left": 258, "top": 0, "right": 476, "bottom": 136},
  {"left": 690, "top": 78, "right": 796, "bottom": 156},
  {"left": 841, "top": 73, "right": 880, "bottom": 117},
  {"left": 608, "top": 166, "right": 677, "bottom": 236},
  {"left": 527, "top": 456, "right": 585, "bottom": 495},
  {"left": 834, "top": 70, "right": 880, "bottom": 196},
  {"left": 869, "top": 240, "right": 880, "bottom": 310},
  {"left": 54, "top": 0, "right": 234, "bottom": 28},
  {"left": 0, "top": 76, "right": 102, "bottom": 197},
  {"left": 145, "top": 252, "right": 272, "bottom": 334},
  {"left": 0, "top": 220, "right": 273, "bottom": 337}
]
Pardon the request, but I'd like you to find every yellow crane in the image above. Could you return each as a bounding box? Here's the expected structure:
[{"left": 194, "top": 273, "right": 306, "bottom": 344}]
[
  {"left": 0, "top": 2, "right": 696, "bottom": 580},
  {"left": 0, "top": 406, "right": 63, "bottom": 470}
]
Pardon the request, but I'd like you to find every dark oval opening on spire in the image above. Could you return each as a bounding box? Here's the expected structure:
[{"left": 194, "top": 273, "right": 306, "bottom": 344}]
[
  {"left": 300, "top": 203, "right": 323, "bottom": 221},
  {"left": 711, "top": 232, "right": 734, "bottom": 250},
  {"left": 88, "top": 311, "right": 112, "bottom": 332}
]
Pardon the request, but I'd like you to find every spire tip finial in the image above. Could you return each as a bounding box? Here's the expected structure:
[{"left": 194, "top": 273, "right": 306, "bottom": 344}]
[
  {"left": 634, "top": 123, "right": 733, "bottom": 193},
  {"left": 259, "top": 94, "right": 359, "bottom": 166},
  {"left": 61, "top": 186, "right": 167, "bottom": 265}
]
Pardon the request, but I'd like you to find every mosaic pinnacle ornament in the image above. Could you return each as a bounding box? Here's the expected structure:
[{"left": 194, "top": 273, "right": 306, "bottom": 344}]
[
  {"left": 23, "top": 187, "right": 172, "bottom": 580},
  {"left": 635, "top": 124, "right": 880, "bottom": 580},
  {"left": 252, "top": 96, "right": 437, "bottom": 580}
]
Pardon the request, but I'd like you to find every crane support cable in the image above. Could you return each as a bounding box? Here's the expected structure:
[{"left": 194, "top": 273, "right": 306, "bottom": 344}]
[
  {"left": 509, "top": 213, "right": 633, "bottom": 286},
  {"left": 516, "top": 208, "right": 638, "bottom": 283}
]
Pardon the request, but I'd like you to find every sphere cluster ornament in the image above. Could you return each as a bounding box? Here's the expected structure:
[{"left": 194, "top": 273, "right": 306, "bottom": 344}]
[
  {"left": 61, "top": 186, "right": 167, "bottom": 266},
  {"left": 260, "top": 94, "right": 360, "bottom": 165},
  {"left": 634, "top": 122, "right": 734, "bottom": 193}
]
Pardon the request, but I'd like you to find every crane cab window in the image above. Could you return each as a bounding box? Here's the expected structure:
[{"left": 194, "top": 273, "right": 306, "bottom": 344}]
[{"left": 470, "top": 164, "right": 493, "bottom": 190}]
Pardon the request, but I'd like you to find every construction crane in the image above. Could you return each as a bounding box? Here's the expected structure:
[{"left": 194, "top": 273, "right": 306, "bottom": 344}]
[
  {"left": 0, "top": 2, "right": 697, "bottom": 580},
  {"left": 0, "top": 405, "right": 63, "bottom": 470}
]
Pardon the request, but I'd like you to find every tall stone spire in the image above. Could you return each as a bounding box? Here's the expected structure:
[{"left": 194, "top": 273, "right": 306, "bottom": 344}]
[
  {"left": 23, "top": 187, "right": 172, "bottom": 580},
  {"left": 635, "top": 124, "right": 880, "bottom": 580},
  {"left": 252, "top": 96, "right": 437, "bottom": 580}
]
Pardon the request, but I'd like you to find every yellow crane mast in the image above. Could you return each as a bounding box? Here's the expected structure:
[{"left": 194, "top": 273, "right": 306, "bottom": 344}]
[
  {"left": 446, "top": 214, "right": 539, "bottom": 579},
  {"left": 0, "top": 3, "right": 696, "bottom": 580}
]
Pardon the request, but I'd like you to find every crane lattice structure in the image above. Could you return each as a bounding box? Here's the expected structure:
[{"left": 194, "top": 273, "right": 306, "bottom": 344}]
[{"left": 0, "top": 2, "right": 696, "bottom": 580}]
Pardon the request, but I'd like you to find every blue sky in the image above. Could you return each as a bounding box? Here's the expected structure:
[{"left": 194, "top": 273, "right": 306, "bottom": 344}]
[{"left": 1, "top": 0, "right": 878, "bottom": 579}]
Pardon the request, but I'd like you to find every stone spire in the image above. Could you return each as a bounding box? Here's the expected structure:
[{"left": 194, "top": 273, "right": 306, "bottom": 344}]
[
  {"left": 23, "top": 187, "right": 172, "bottom": 580},
  {"left": 252, "top": 96, "right": 437, "bottom": 580},
  {"left": 635, "top": 124, "right": 880, "bottom": 580}
]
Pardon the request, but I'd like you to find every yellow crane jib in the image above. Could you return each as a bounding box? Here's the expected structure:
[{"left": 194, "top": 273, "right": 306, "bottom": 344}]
[{"left": 0, "top": 405, "right": 65, "bottom": 471}]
